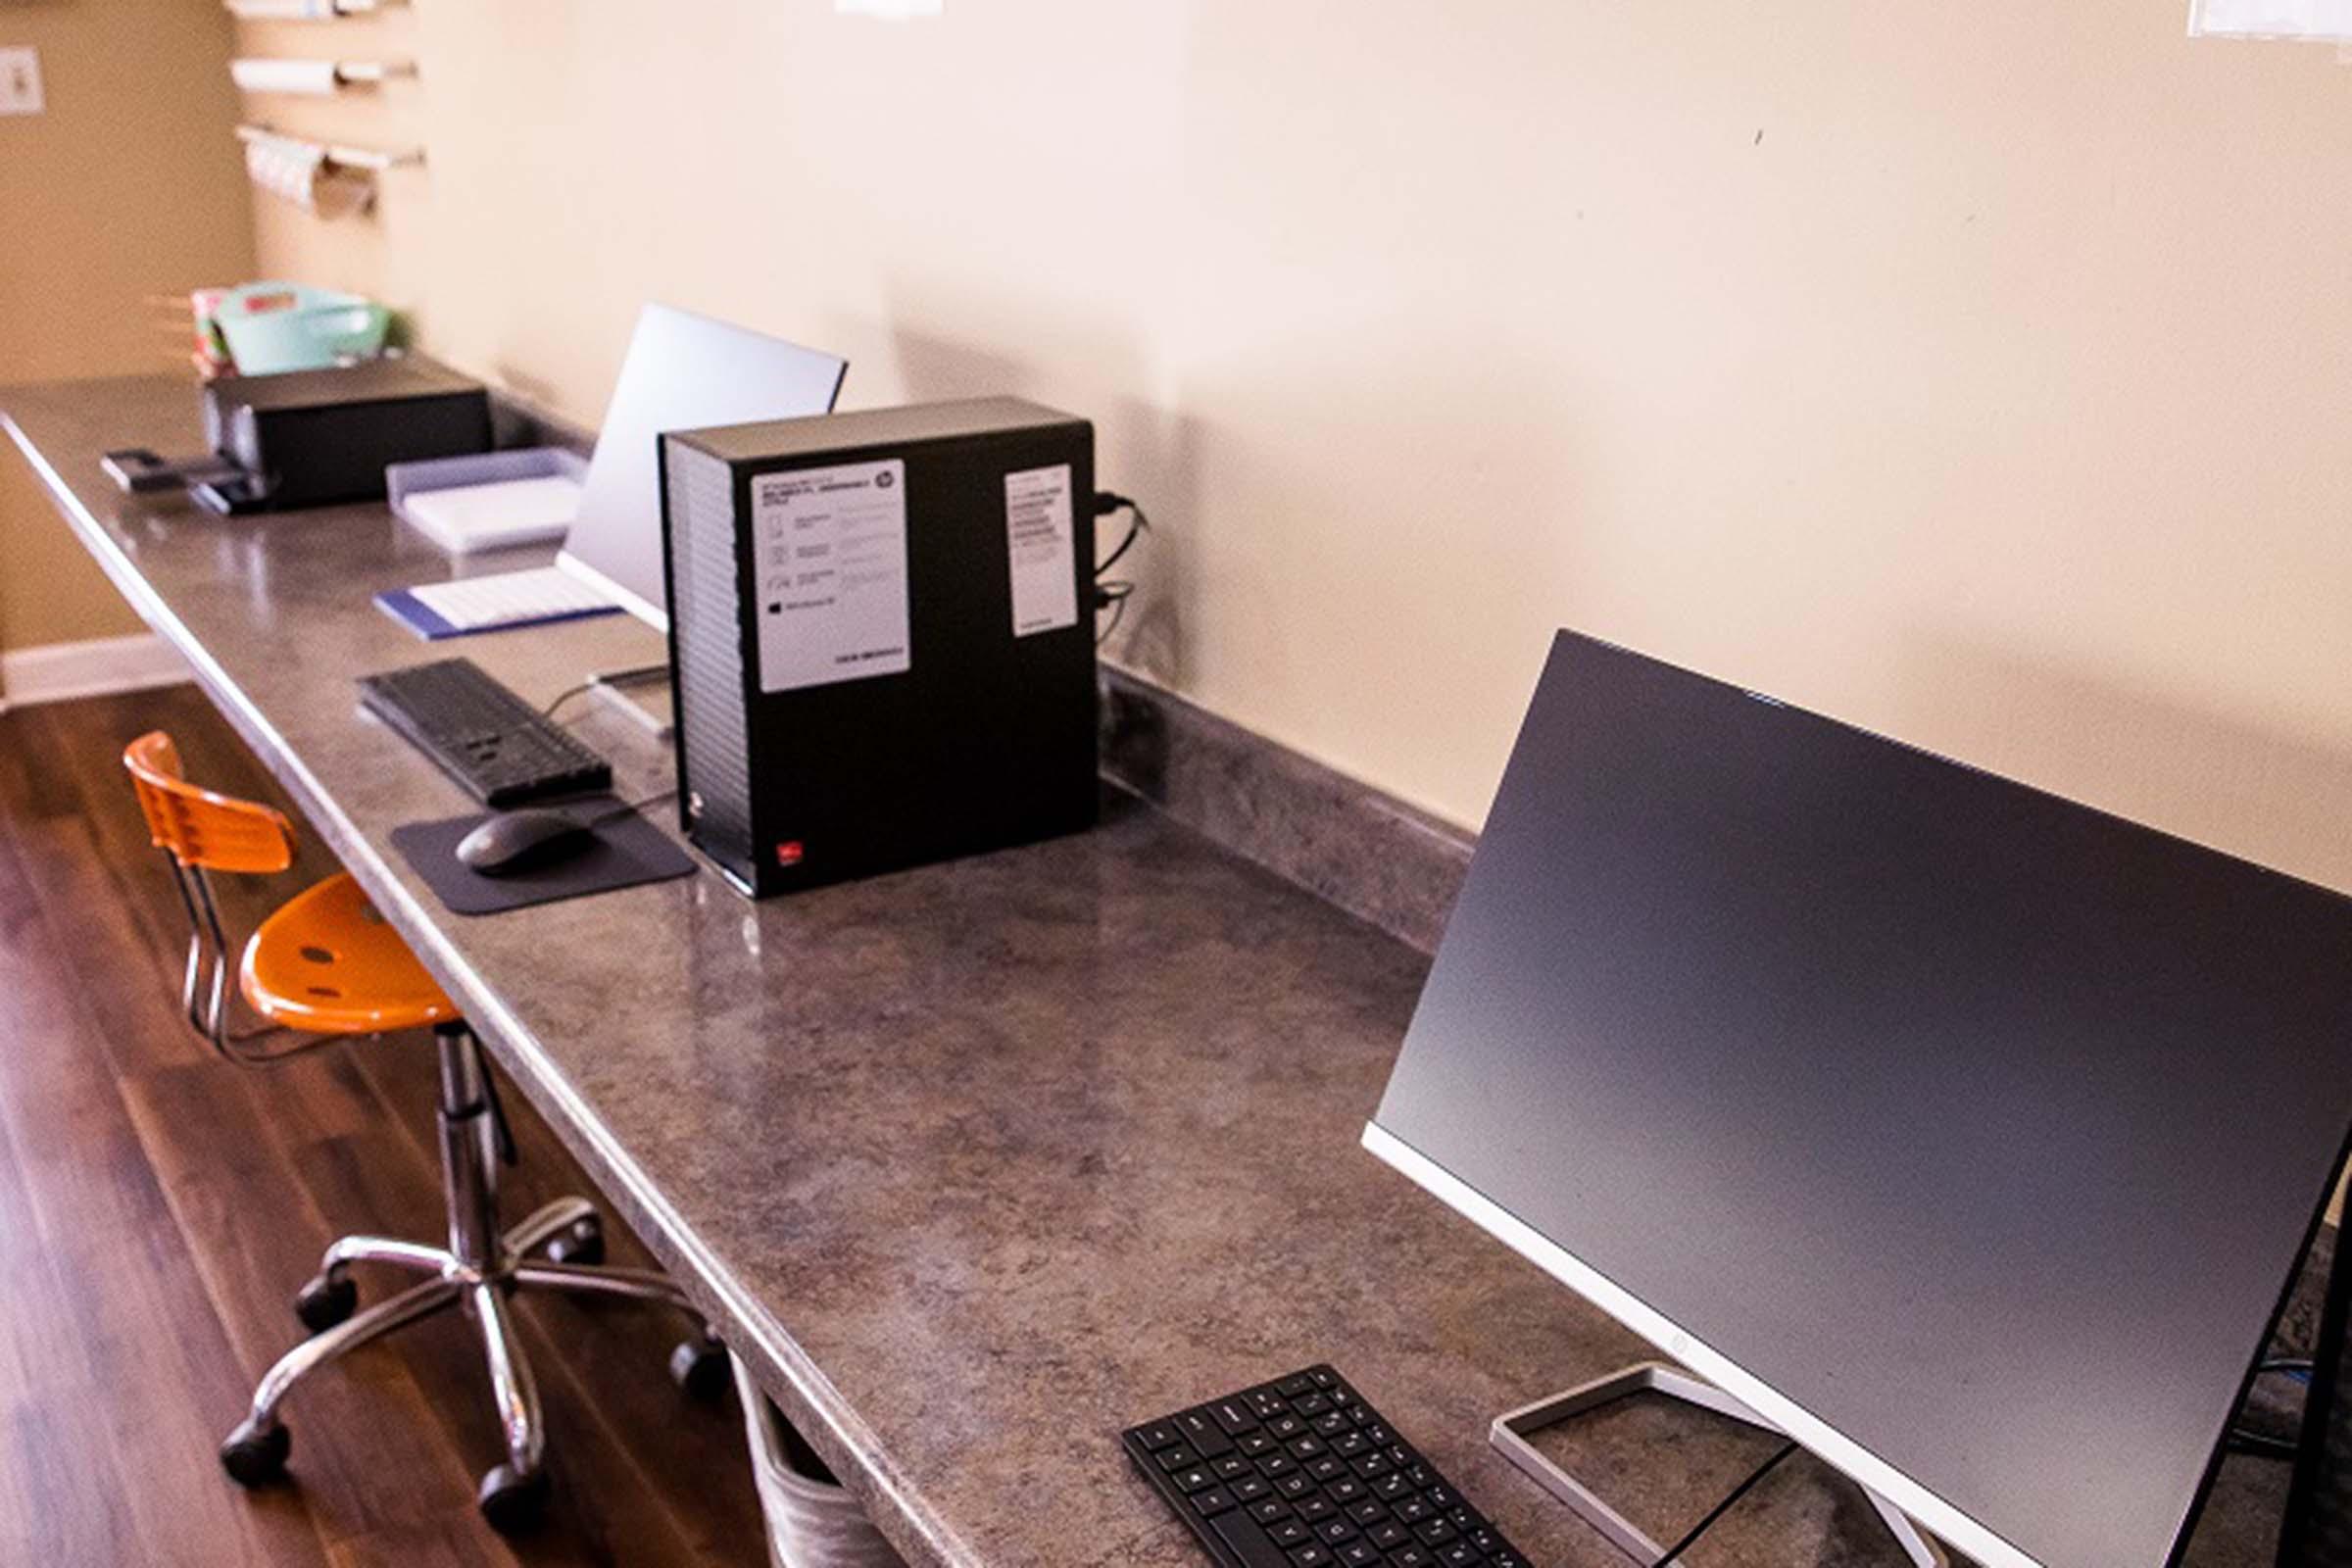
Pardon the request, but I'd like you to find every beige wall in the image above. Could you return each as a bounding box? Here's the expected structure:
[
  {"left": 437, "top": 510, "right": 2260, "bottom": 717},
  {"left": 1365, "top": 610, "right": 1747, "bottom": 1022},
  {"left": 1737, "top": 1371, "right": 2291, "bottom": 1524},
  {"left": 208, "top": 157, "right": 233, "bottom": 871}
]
[
  {"left": 251, "top": 1, "right": 2352, "bottom": 889},
  {"left": 0, "top": 0, "right": 253, "bottom": 658}
]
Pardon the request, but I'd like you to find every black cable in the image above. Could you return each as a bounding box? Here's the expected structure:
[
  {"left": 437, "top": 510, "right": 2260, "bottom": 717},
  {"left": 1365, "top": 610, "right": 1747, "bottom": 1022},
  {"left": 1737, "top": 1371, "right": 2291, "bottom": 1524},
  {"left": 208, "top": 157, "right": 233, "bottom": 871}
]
[
  {"left": 582, "top": 786, "right": 678, "bottom": 828},
  {"left": 1094, "top": 492, "right": 1150, "bottom": 578},
  {"left": 543, "top": 663, "right": 669, "bottom": 720},
  {"left": 1095, "top": 580, "right": 1134, "bottom": 647},
  {"left": 1652, "top": 1441, "right": 1798, "bottom": 1565},
  {"left": 540, "top": 680, "right": 596, "bottom": 719},
  {"left": 2228, "top": 1428, "right": 2302, "bottom": 1461}
]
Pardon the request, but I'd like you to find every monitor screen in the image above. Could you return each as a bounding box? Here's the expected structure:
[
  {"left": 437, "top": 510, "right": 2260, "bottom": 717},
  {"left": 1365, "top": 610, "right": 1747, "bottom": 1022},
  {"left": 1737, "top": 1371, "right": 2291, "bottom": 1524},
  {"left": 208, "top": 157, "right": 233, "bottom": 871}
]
[
  {"left": 1366, "top": 630, "right": 2352, "bottom": 1568},
  {"left": 558, "top": 303, "right": 847, "bottom": 629}
]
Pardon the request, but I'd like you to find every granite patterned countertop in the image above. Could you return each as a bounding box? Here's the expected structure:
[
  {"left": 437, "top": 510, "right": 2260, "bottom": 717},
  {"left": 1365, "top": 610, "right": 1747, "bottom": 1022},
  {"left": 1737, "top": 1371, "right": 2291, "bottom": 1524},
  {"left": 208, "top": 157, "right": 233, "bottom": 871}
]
[{"left": 2, "top": 376, "right": 1682, "bottom": 1568}]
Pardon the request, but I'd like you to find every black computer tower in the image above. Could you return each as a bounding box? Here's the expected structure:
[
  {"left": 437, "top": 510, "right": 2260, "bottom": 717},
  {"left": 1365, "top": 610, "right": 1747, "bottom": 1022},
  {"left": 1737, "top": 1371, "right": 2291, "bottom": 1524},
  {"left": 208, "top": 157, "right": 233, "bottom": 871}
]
[
  {"left": 199, "top": 356, "right": 491, "bottom": 511},
  {"left": 660, "top": 397, "right": 1098, "bottom": 897}
]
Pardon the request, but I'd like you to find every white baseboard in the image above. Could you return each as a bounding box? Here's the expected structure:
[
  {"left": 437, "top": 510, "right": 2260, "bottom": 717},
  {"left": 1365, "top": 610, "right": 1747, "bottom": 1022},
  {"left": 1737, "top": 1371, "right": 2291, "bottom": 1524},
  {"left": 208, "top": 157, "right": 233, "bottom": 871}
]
[{"left": 0, "top": 632, "right": 190, "bottom": 713}]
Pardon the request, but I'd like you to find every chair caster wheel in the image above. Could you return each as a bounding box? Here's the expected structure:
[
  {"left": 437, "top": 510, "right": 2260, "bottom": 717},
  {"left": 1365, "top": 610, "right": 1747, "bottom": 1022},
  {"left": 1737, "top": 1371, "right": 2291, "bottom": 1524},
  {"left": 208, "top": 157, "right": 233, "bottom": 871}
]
[
  {"left": 477, "top": 1461, "right": 549, "bottom": 1535},
  {"left": 544, "top": 1214, "right": 605, "bottom": 1266},
  {"left": 668, "top": 1334, "right": 730, "bottom": 1400},
  {"left": 294, "top": 1270, "right": 358, "bottom": 1333},
  {"left": 220, "top": 1419, "right": 291, "bottom": 1487}
]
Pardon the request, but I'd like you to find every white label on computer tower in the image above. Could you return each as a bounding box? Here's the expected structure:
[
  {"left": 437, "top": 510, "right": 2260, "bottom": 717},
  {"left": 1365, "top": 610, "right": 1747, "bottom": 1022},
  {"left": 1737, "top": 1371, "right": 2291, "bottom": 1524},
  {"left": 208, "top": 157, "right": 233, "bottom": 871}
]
[
  {"left": 1004, "top": 464, "right": 1078, "bottom": 638},
  {"left": 751, "top": 458, "right": 911, "bottom": 693}
]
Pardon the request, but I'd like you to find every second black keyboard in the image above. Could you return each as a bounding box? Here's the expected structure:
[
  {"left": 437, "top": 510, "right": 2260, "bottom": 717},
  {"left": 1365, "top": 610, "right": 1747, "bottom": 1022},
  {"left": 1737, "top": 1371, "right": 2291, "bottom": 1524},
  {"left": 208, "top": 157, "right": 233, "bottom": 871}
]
[
  {"left": 1123, "top": 1364, "right": 1531, "bottom": 1568},
  {"left": 358, "top": 658, "right": 612, "bottom": 808}
]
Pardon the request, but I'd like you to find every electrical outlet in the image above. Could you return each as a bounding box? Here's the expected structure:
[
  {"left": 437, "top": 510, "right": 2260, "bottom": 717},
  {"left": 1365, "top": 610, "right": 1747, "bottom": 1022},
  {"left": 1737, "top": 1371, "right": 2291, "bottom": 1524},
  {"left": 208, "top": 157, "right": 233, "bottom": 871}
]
[{"left": 0, "top": 47, "right": 42, "bottom": 117}]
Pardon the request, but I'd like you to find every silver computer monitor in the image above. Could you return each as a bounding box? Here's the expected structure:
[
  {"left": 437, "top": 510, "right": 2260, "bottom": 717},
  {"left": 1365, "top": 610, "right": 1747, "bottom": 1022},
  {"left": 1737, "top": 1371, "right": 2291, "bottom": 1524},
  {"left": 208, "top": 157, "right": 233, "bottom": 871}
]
[
  {"left": 1365, "top": 629, "right": 2352, "bottom": 1568},
  {"left": 558, "top": 303, "right": 847, "bottom": 629}
]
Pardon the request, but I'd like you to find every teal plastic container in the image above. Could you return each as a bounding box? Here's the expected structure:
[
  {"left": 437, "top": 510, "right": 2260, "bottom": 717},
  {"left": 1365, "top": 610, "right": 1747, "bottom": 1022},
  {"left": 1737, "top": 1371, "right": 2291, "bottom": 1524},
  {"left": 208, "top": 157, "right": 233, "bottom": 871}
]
[{"left": 214, "top": 283, "right": 391, "bottom": 375}]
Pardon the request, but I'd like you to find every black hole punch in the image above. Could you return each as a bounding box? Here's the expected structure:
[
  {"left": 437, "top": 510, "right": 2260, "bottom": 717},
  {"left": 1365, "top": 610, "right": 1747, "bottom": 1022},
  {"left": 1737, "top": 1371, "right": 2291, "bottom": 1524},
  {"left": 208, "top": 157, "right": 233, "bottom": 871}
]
[
  {"left": 300, "top": 946, "right": 335, "bottom": 964},
  {"left": 307, "top": 986, "right": 342, "bottom": 999}
]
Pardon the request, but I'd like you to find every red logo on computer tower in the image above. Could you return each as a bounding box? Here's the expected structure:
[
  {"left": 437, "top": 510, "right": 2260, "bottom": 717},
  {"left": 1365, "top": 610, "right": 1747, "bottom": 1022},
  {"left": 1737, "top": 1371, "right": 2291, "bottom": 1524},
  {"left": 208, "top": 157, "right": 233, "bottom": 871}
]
[{"left": 775, "top": 840, "right": 806, "bottom": 867}]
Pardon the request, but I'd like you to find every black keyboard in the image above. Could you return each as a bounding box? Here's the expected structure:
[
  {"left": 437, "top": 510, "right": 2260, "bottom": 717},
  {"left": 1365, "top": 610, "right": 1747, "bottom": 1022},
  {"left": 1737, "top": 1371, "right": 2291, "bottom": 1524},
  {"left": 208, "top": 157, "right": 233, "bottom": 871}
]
[
  {"left": 358, "top": 658, "right": 612, "bottom": 808},
  {"left": 1124, "top": 1365, "right": 1532, "bottom": 1568}
]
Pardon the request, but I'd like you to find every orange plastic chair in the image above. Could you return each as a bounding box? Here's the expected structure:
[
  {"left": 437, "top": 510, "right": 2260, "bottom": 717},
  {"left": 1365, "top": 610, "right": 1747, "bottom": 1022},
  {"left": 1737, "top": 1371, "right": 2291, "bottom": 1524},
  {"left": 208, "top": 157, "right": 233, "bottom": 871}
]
[
  {"left": 121, "top": 730, "right": 723, "bottom": 1531},
  {"left": 122, "top": 730, "right": 456, "bottom": 1054}
]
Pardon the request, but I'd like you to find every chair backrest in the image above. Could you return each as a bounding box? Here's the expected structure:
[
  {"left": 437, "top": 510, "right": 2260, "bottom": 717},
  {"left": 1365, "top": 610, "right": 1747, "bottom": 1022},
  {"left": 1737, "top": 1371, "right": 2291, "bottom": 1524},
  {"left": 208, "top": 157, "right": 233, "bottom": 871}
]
[{"left": 122, "top": 731, "right": 296, "bottom": 874}]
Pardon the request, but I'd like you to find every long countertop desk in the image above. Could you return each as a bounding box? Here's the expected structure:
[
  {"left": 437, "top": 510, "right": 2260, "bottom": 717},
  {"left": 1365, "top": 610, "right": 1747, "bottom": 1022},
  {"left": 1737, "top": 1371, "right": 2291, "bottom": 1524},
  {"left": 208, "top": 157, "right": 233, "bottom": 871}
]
[{"left": 5, "top": 375, "right": 1649, "bottom": 1567}]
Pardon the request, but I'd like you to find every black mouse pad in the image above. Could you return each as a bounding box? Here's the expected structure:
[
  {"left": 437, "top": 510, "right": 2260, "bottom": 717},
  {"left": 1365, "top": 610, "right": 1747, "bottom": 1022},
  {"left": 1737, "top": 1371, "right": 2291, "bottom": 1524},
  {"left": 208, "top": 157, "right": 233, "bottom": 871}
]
[{"left": 390, "top": 800, "right": 699, "bottom": 915}]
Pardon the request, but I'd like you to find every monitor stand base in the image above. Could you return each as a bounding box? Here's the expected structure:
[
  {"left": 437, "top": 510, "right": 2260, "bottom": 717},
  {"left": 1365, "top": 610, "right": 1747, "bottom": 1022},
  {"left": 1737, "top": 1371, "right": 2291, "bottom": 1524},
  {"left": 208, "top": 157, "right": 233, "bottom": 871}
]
[{"left": 1490, "top": 1361, "right": 1948, "bottom": 1568}]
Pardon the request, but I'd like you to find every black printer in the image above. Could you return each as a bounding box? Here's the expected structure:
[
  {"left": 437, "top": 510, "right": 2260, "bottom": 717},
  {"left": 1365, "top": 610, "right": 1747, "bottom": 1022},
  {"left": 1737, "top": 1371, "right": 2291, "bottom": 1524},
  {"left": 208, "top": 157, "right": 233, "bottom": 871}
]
[{"left": 103, "top": 356, "right": 492, "bottom": 514}]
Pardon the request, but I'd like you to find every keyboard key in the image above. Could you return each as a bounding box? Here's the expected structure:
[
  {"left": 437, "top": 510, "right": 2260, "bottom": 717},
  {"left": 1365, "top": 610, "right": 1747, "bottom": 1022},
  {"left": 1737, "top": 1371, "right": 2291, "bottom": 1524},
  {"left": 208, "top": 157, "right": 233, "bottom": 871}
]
[
  {"left": 1338, "top": 1544, "right": 1382, "bottom": 1568},
  {"left": 1213, "top": 1398, "right": 1261, "bottom": 1435},
  {"left": 1351, "top": 1452, "right": 1391, "bottom": 1478},
  {"left": 1214, "top": 1455, "right": 1250, "bottom": 1479},
  {"left": 1396, "top": 1496, "right": 1432, "bottom": 1523},
  {"left": 1267, "top": 1518, "right": 1310, "bottom": 1547},
  {"left": 1308, "top": 1456, "right": 1347, "bottom": 1483},
  {"left": 1137, "top": 1422, "right": 1181, "bottom": 1450},
  {"left": 1373, "top": 1473, "right": 1412, "bottom": 1500},
  {"left": 1369, "top": 1521, "right": 1412, "bottom": 1549},
  {"left": 1179, "top": 1409, "right": 1235, "bottom": 1458},
  {"left": 1309, "top": 1370, "right": 1339, "bottom": 1390},
  {"left": 1234, "top": 1476, "right": 1272, "bottom": 1503},
  {"left": 1311, "top": 1412, "right": 1349, "bottom": 1437},
  {"left": 1392, "top": 1550, "right": 1435, "bottom": 1568},
  {"left": 1327, "top": 1477, "right": 1365, "bottom": 1504},
  {"left": 1277, "top": 1376, "right": 1315, "bottom": 1397},
  {"left": 1439, "top": 1544, "right": 1482, "bottom": 1567},
  {"left": 1193, "top": 1488, "right": 1237, "bottom": 1517},
  {"left": 1211, "top": 1510, "right": 1295, "bottom": 1568},
  {"left": 1268, "top": 1414, "right": 1306, "bottom": 1440},
  {"left": 1314, "top": 1517, "right": 1359, "bottom": 1544},
  {"left": 1277, "top": 1473, "right": 1316, "bottom": 1499},
  {"left": 1347, "top": 1499, "right": 1387, "bottom": 1526},
  {"left": 1415, "top": 1519, "right": 1458, "bottom": 1547},
  {"left": 1156, "top": 1446, "right": 1199, "bottom": 1472},
  {"left": 1250, "top": 1497, "right": 1291, "bottom": 1524},
  {"left": 1289, "top": 1436, "right": 1328, "bottom": 1460},
  {"left": 1258, "top": 1453, "right": 1298, "bottom": 1478},
  {"left": 1240, "top": 1431, "right": 1278, "bottom": 1457},
  {"left": 1469, "top": 1528, "right": 1503, "bottom": 1553},
  {"left": 1175, "top": 1466, "right": 1217, "bottom": 1494},
  {"left": 1331, "top": 1432, "right": 1368, "bottom": 1458},
  {"left": 1296, "top": 1495, "right": 1336, "bottom": 1523},
  {"left": 1289, "top": 1547, "right": 1332, "bottom": 1568},
  {"left": 1295, "top": 1393, "right": 1333, "bottom": 1416}
]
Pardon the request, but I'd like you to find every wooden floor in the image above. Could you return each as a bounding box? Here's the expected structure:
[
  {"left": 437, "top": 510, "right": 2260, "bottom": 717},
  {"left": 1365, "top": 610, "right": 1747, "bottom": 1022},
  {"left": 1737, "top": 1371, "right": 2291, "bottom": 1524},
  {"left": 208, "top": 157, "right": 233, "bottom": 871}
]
[{"left": 0, "top": 685, "right": 767, "bottom": 1567}]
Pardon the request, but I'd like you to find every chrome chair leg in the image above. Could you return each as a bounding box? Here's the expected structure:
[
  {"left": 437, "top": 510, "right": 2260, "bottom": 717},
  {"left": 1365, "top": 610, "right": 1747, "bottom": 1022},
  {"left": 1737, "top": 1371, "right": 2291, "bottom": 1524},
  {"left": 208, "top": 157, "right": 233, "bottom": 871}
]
[
  {"left": 322, "top": 1234, "right": 450, "bottom": 1277},
  {"left": 512, "top": 1259, "right": 698, "bottom": 1313},
  {"left": 220, "top": 1276, "right": 462, "bottom": 1482},
  {"left": 472, "top": 1283, "right": 545, "bottom": 1472},
  {"left": 503, "top": 1195, "right": 598, "bottom": 1260},
  {"left": 466, "top": 1280, "right": 554, "bottom": 1528}
]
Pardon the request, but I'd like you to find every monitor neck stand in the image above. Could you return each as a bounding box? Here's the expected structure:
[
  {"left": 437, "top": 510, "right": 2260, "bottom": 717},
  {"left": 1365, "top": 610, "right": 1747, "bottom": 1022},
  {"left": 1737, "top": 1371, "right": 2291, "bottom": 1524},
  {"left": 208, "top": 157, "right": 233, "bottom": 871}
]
[
  {"left": 1491, "top": 1361, "right": 1948, "bottom": 1568},
  {"left": 585, "top": 663, "right": 673, "bottom": 742}
]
